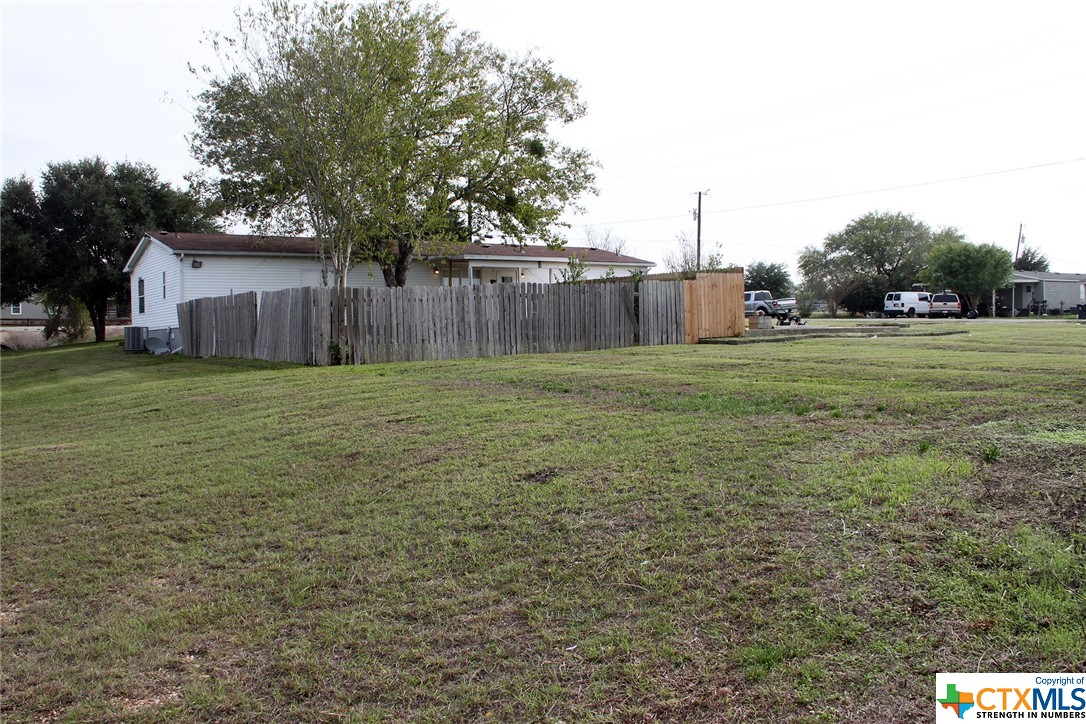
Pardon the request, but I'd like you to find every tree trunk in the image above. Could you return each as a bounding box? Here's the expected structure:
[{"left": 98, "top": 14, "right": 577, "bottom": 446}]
[
  {"left": 333, "top": 275, "right": 348, "bottom": 353},
  {"left": 394, "top": 257, "right": 409, "bottom": 287},
  {"left": 380, "top": 265, "right": 396, "bottom": 287},
  {"left": 380, "top": 239, "right": 413, "bottom": 287},
  {"left": 87, "top": 299, "right": 107, "bottom": 343}
]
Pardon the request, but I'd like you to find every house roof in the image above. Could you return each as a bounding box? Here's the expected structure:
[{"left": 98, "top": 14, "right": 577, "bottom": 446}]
[
  {"left": 124, "top": 231, "right": 655, "bottom": 272},
  {"left": 147, "top": 231, "right": 320, "bottom": 255},
  {"left": 1012, "top": 270, "right": 1086, "bottom": 283},
  {"left": 435, "top": 242, "right": 653, "bottom": 267},
  {"left": 123, "top": 231, "right": 320, "bottom": 273}
]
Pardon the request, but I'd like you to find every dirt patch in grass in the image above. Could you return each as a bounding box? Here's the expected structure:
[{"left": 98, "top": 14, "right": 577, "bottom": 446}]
[
  {"left": 968, "top": 440, "right": 1086, "bottom": 537},
  {"left": 517, "top": 467, "right": 563, "bottom": 485}
]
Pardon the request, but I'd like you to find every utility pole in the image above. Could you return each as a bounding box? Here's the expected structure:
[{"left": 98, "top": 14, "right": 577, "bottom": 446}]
[
  {"left": 1011, "top": 223, "right": 1024, "bottom": 316},
  {"left": 693, "top": 190, "right": 709, "bottom": 273}
]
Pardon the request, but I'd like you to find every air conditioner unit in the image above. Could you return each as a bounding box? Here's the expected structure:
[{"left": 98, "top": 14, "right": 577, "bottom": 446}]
[{"left": 123, "top": 326, "right": 148, "bottom": 353}]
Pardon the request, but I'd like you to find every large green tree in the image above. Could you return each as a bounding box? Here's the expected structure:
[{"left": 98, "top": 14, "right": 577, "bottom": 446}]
[
  {"left": 826, "top": 212, "right": 936, "bottom": 283},
  {"left": 924, "top": 240, "right": 1013, "bottom": 313},
  {"left": 1, "top": 158, "right": 218, "bottom": 342},
  {"left": 191, "top": 0, "right": 596, "bottom": 315},
  {"left": 744, "top": 261, "right": 792, "bottom": 298},
  {"left": 1014, "top": 244, "right": 1050, "bottom": 272},
  {"left": 823, "top": 212, "right": 938, "bottom": 314},
  {"left": 0, "top": 176, "right": 48, "bottom": 306}
]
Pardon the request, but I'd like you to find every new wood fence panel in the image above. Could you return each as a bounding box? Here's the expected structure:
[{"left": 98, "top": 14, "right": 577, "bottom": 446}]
[{"left": 682, "top": 271, "right": 744, "bottom": 342}]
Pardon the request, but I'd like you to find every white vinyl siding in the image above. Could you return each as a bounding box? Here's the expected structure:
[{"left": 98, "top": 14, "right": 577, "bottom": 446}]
[
  {"left": 181, "top": 257, "right": 442, "bottom": 304},
  {"left": 128, "top": 242, "right": 647, "bottom": 329},
  {"left": 458, "top": 262, "right": 644, "bottom": 286},
  {"left": 343, "top": 261, "right": 443, "bottom": 289},
  {"left": 182, "top": 255, "right": 324, "bottom": 302},
  {"left": 129, "top": 240, "right": 182, "bottom": 329}
]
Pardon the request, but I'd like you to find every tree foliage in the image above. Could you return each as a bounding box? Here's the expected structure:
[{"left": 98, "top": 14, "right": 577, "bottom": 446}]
[
  {"left": 801, "top": 211, "right": 939, "bottom": 315},
  {"left": 1, "top": 176, "right": 48, "bottom": 306},
  {"left": 744, "top": 261, "right": 792, "bottom": 298},
  {"left": 1014, "top": 244, "right": 1050, "bottom": 272},
  {"left": 796, "top": 246, "right": 861, "bottom": 317},
  {"left": 191, "top": 0, "right": 596, "bottom": 305},
  {"left": 924, "top": 240, "right": 1013, "bottom": 310},
  {"left": 826, "top": 212, "right": 936, "bottom": 285},
  {"left": 0, "top": 158, "right": 218, "bottom": 342},
  {"left": 557, "top": 255, "right": 588, "bottom": 283},
  {"left": 664, "top": 233, "right": 734, "bottom": 276}
]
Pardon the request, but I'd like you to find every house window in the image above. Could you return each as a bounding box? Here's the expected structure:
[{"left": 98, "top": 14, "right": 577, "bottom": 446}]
[
  {"left": 137, "top": 278, "right": 145, "bottom": 314},
  {"left": 10, "top": 303, "right": 22, "bottom": 315},
  {"left": 162, "top": 271, "right": 167, "bottom": 299},
  {"left": 501, "top": 275, "right": 513, "bottom": 284}
]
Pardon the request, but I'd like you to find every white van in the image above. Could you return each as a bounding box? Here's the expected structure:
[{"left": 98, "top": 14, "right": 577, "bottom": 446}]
[{"left": 883, "top": 291, "right": 931, "bottom": 317}]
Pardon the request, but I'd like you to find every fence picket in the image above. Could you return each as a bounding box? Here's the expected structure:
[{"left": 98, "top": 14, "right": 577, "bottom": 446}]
[{"left": 174, "top": 274, "right": 743, "bottom": 366}]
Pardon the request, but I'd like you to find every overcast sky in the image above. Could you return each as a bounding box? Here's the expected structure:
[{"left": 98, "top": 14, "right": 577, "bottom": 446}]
[{"left": 3, "top": 1, "right": 1084, "bottom": 275}]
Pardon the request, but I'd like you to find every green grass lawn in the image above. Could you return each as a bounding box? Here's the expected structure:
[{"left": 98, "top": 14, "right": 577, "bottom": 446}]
[{"left": 3, "top": 321, "right": 1084, "bottom": 721}]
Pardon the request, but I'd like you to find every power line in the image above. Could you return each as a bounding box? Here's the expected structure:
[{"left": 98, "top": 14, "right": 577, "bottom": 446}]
[
  {"left": 576, "top": 156, "right": 1086, "bottom": 228},
  {"left": 705, "top": 157, "right": 1086, "bottom": 216}
]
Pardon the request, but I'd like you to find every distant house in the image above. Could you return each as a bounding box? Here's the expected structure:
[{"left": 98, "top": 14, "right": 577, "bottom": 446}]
[
  {"left": 997, "top": 270, "right": 1086, "bottom": 315},
  {"left": 122, "top": 231, "right": 654, "bottom": 335},
  {"left": 1, "top": 300, "right": 50, "bottom": 325},
  {"left": 0, "top": 300, "right": 128, "bottom": 327}
]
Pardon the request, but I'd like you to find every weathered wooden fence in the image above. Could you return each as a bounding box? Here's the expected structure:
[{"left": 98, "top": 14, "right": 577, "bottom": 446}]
[
  {"left": 639, "top": 280, "right": 686, "bottom": 346},
  {"left": 345, "top": 282, "right": 637, "bottom": 363},
  {"left": 177, "top": 272, "right": 744, "bottom": 366},
  {"left": 176, "top": 291, "right": 258, "bottom": 359},
  {"left": 254, "top": 287, "right": 333, "bottom": 365}
]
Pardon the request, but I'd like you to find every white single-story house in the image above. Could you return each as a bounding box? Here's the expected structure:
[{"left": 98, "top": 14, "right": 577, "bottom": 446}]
[
  {"left": 123, "top": 231, "right": 654, "bottom": 335},
  {"left": 996, "top": 270, "right": 1086, "bottom": 315}
]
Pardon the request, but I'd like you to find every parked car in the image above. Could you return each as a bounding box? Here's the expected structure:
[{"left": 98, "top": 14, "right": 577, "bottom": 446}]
[
  {"left": 883, "top": 291, "right": 931, "bottom": 318},
  {"left": 929, "top": 293, "right": 965, "bottom": 318}
]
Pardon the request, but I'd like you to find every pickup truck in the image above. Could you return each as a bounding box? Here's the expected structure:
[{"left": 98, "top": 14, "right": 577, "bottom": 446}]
[
  {"left": 744, "top": 290, "right": 798, "bottom": 320},
  {"left": 929, "top": 293, "right": 966, "bottom": 318}
]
